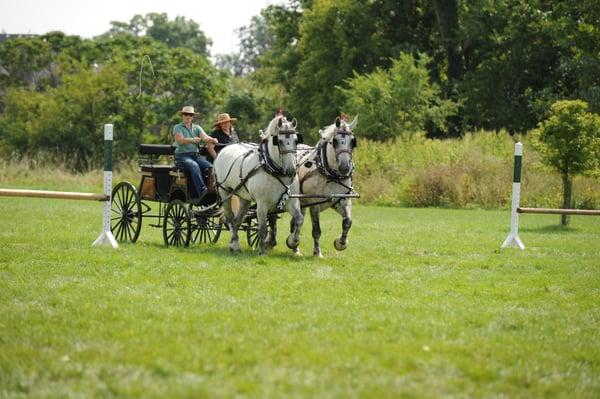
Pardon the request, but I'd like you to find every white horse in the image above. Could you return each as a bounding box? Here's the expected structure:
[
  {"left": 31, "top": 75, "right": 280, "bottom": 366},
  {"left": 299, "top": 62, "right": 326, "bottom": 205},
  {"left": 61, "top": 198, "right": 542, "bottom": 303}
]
[
  {"left": 291, "top": 116, "right": 358, "bottom": 257},
  {"left": 213, "top": 115, "right": 304, "bottom": 255}
]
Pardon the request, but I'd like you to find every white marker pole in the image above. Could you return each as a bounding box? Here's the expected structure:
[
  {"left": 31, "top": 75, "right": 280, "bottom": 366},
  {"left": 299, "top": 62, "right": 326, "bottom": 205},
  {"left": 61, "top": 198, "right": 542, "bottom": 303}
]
[
  {"left": 501, "top": 142, "right": 525, "bottom": 249},
  {"left": 93, "top": 124, "right": 118, "bottom": 248}
]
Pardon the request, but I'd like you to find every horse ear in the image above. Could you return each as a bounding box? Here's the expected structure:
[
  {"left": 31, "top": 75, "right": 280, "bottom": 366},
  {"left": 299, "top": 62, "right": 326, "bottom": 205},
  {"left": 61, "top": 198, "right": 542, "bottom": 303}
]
[
  {"left": 349, "top": 115, "right": 358, "bottom": 130},
  {"left": 278, "top": 117, "right": 284, "bottom": 128},
  {"left": 292, "top": 118, "right": 297, "bottom": 128},
  {"left": 335, "top": 117, "right": 341, "bottom": 128},
  {"left": 319, "top": 129, "right": 324, "bottom": 138}
]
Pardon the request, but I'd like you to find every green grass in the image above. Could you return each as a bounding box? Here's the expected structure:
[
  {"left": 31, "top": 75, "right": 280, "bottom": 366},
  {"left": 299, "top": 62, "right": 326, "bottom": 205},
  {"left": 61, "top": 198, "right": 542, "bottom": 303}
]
[{"left": 1, "top": 197, "right": 599, "bottom": 398}]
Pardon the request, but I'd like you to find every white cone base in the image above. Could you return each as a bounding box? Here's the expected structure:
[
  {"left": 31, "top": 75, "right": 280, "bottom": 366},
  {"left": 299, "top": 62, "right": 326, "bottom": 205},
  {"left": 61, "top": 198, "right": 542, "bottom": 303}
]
[
  {"left": 501, "top": 233, "right": 525, "bottom": 250},
  {"left": 92, "top": 231, "right": 119, "bottom": 248}
]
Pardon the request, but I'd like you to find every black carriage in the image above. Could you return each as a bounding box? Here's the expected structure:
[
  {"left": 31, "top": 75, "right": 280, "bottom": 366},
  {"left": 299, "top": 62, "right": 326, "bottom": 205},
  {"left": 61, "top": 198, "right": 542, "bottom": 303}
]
[{"left": 110, "top": 144, "right": 264, "bottom": 248}]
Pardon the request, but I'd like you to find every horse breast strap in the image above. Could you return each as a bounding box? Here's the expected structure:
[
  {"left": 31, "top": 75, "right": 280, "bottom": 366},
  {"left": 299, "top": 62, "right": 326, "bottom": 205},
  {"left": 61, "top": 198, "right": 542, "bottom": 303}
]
[
  {"left": 259, "top": 139, "right": 294, "bottom": 211},
  {"left": 259, "top": 139, "right": 286, "bottom": 176}
]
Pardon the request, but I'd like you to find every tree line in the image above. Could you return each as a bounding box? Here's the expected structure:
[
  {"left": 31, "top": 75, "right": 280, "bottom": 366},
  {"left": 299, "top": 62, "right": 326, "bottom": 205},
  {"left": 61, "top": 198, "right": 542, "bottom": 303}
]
[{"left": 0, "top": 0, "right": 599, "bottom": 171}]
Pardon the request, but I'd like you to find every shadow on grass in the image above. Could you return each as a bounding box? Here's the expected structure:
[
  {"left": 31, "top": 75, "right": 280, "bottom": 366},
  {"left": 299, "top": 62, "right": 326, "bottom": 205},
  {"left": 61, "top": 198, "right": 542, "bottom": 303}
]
[
  {"left": 520, "top": 224, "right": 578, "bottom": 234},
  {"left": 139, "top": 240, "right": 313, "bottom": 262}
]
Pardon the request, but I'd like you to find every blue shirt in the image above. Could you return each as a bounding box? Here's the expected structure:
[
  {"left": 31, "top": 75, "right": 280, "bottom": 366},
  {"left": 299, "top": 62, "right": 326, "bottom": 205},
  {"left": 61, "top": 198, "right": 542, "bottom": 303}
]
[{"left": 173, "top": 123, "right": 206, "bottom": 154}]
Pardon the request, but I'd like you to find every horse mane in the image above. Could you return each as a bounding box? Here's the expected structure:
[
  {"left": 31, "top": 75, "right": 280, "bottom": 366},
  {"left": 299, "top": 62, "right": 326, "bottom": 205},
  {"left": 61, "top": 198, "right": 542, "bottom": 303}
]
[
  {"left": 320, "top": 123, "right": 338, "bottom": 142},
  {"left": 261, "top": 115, "right": 284, "bottom": 139},
  {"left": 320, "top": 115, "right": 358, "bottom": 142}
]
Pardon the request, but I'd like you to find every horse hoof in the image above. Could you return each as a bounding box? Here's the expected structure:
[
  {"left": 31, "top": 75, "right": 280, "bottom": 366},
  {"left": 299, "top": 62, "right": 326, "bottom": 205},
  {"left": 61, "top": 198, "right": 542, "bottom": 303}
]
[
  {"left": 286, "top": 236, "right": 299, "bottom": 250},
  {"left": 334, "top": 238, "right": 347, "bottom": 251},
  {"left": 229, "top": 241, "right": 241, "bottom": 252},
  {"left": 313, "top": 252, "right": 323, "bottom": 258}
]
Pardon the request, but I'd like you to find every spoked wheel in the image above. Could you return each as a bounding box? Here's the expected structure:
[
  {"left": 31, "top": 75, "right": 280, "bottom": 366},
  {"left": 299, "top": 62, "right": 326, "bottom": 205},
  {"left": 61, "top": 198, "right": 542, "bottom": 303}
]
[
  {"left": 245, "top": 217, "right": 260, "bottom": 249},
  {"left": 163, "top": 200, "right": 191, "bottom": 247},
  {"left": 111, "top": 181, "right": 142, "bottom": 243},
  {"left": 190, "top": 207, "right": 224, "bottom": 245},
  {"left": 245, "top": 215, "right": 276, "bottom": 250}
]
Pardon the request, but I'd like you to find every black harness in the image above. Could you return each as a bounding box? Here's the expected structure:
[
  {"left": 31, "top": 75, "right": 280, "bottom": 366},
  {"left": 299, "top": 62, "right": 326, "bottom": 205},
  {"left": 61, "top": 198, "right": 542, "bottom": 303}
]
[
  {"left": 299, "top": 136, "right": 356, "bottom": 208},
  {"left": 216, "top": 139, "right": 297, "bottom": 211}
]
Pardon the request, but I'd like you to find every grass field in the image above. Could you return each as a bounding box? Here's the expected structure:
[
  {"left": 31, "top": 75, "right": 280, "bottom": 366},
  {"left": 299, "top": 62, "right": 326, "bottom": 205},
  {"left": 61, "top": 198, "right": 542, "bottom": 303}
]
[{"left": 1, "top": 196, "right": 599, "bottom": 398}]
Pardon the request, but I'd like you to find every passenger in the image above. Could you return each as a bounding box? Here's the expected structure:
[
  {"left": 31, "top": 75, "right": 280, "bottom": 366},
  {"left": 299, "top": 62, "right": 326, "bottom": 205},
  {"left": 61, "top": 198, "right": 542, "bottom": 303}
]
[
  {"left": 207, "top": 113, "right": 239, "bottom": 163},
  {"left": 172, "top": 106, "right": 218, "bottom": 203},
  {"left": 207, "top": 113, "right": 241, "bottom": 213}
]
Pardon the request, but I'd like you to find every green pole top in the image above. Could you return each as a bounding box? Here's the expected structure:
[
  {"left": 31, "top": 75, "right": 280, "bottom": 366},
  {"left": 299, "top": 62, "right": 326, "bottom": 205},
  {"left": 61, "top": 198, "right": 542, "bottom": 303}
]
[{"left": 513, "top": 142, "right": 522, "bottom": 183}]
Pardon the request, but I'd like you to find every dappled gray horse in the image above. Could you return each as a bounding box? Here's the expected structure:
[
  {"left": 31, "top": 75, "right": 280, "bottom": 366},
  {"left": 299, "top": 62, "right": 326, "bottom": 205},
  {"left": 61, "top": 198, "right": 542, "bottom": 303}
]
[
  {"left": 292, "top": 116, "right": 358, "bottom": 256},
  {"left": 213, "top": 115, "right": 304, "bottom": 255}
]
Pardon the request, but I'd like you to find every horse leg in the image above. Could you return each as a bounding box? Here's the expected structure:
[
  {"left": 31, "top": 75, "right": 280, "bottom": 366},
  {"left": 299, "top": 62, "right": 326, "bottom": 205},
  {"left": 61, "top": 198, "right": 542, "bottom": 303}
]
[
  {"left": 309, "top": 206, "right": 323, "bottom": 257},
  {"left": 285, "top": 199, "right": 304, "bottom": 252},
  {"left": 333, "top": 200, "right": 352, "bottom": 251},
  {"left": 264, "top": 214, "right": 277, "bottom": 249},
  {"left": 233, "top": 198, "right": 251, "bottom": 231},
  {"left": 256, "top": 203, "right": 270, "bottom": 256},
  {"left": 289, "top": 207, "right": 306, "bottom": 254},
  {"left": 221, "top": 195, "right": 241, "bottom": 252}
]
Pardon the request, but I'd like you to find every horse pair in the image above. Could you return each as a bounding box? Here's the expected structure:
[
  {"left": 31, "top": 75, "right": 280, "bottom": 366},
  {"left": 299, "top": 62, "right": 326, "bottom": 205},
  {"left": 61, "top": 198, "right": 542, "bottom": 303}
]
[{"left": 213, "top": 115, "right": 358, "bottom": 256}]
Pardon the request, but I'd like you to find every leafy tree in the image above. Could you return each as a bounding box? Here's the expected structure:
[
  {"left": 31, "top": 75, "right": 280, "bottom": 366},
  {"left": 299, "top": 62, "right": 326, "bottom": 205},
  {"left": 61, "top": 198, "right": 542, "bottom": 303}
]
[
  {"left": 531, "top": 100, "right": 600, "bottom": 225},
  {"left": 0, "top": 33, "right": 226, "bottom": 170},
  {"left": 217, "top": 14, "right": 274, "bottom": 76},
  {"left": 457, "top": 0, "right": 600, "bottom": 132},
  {"left": 339, "top": 53, "right": 458, "bottom": 140},
  {"left": 104, "top": 13, "right": 211, "bottom": 56}
]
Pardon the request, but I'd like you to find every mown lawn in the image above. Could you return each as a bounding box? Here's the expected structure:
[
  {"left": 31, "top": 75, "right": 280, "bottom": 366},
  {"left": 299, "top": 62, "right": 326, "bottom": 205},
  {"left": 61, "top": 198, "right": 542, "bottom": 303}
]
[{"left": 0, "top": 196, "right": 599, "bottom": 398}]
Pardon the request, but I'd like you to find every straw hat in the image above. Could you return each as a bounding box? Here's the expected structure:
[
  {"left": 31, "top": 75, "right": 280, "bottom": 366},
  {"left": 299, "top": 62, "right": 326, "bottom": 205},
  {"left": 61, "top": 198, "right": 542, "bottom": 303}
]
[
  {"left": 178, "top": 106, "right": 198, "bottom": 115},
  {"left": 213, "top": 113, "right": 238, "bottom": 127}
]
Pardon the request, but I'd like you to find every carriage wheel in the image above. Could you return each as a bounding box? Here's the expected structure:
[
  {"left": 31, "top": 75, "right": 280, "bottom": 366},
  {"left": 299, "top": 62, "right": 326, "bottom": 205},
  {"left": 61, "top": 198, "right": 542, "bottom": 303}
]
[
  {"left": 245, "top": 217, "right": 274, "bottom": 250},
  {"left": 111, "top": 181, "right": 142, "bottom": 243},
  {"left": 191, "top": 209, "right": 223, "bottom": 244},
  {"left": 163, "top": 200, "right": 191, "bottom": 247}
]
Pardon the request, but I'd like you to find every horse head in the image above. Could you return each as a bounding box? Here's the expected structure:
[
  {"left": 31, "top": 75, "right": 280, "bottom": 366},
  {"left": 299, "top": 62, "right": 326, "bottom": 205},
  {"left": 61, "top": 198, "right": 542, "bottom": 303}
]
[
  {"left": 263, "top": 115, "right": 303, "bottom": 176},
  {"left": 321, "top": 115, "right": 358, "bottom": 177}
]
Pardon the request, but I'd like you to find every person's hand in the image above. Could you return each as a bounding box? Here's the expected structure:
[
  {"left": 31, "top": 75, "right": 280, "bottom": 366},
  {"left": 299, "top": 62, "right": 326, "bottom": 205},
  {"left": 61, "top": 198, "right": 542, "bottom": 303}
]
[
  {"left": 210, "top": 137, "right": 219, "bottom": 144},
  {"left": 195, "top": 137, "right": 202, "bottom": 144}
]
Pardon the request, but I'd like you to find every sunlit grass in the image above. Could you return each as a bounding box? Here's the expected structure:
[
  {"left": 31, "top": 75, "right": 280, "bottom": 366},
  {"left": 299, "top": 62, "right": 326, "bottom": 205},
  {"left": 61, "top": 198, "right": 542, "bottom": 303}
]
[{"left": 1, "top": 195, "right": 599, "bottom": 397}]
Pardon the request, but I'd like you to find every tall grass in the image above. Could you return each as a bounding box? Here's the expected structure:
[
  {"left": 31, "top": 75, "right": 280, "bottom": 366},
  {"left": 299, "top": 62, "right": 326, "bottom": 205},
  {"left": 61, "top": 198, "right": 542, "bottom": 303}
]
[
  {"left": 2, "top": 131, "right": 599, "bottom": 210},
  {"left": 353, "top": 130, "right": 600, "bottom": 209}
]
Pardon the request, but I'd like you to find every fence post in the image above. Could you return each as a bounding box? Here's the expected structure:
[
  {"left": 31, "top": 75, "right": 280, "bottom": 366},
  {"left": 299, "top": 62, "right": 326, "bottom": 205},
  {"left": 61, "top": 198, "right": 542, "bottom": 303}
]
[
  {"left": 92, "top": 124, "right": 118, "bottom": 248},
  {"left": 501, "top": 142, "right": 525, "bottom": 249}
]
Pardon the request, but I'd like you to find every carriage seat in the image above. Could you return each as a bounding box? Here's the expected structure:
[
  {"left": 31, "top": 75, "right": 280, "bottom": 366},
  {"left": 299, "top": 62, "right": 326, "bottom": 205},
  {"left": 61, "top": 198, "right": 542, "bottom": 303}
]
[
  {"left": 138, "top": 144, "right": 215, "bottom": 201},
  {"left": 139, "top": 144, "right": 176, "bottom": 156}
]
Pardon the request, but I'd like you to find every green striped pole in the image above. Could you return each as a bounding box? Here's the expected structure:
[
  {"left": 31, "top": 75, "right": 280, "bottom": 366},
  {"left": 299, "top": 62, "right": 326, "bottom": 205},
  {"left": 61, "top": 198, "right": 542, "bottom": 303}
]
[
  {"left": 501, "top": 142, "right": 525, "bottom": 249},
  {"left": 92, "top": 124, "right": 118, "bottom": 248}
]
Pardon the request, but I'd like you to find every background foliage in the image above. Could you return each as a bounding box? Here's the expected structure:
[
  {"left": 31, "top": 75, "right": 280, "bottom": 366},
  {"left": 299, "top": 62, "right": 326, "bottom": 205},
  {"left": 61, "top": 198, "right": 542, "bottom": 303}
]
[{"left": 1, "top": 1, "right": 599, "bottom": 180}]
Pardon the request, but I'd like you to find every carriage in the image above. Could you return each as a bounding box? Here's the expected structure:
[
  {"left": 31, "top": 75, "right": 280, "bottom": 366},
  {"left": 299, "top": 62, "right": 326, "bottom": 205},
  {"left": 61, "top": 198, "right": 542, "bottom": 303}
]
[
  {"left": 109, "top": 143, "right": 265, "bottom": 248},
  {"left": 110, "top": 114, "right": 360, "bottom": 254}
]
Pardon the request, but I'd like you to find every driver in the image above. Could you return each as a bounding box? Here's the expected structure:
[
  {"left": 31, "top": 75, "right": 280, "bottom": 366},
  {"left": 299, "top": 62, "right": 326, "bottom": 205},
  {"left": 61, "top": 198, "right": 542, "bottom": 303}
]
[{"left": 173, "top": 106, "right": 218, "bottom": 203}]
